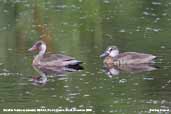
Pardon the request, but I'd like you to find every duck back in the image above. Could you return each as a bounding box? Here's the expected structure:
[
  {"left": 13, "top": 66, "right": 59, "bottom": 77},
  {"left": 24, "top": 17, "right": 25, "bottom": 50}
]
[
  {"left": 37, "top": 53, "right": 82, "bottom": 67},
  {"left": 113, "top": 52, "right": 156, "bottom": 64}
]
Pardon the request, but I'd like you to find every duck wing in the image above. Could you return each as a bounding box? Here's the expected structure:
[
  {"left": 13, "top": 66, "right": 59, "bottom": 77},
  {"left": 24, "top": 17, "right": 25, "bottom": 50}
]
[
  {"left": 40, "top": 53, "right": 82, "bottom": 66},
  {"left": 114, "top": 52, "right": 156, "bottom": 64},
  {"left": 42, "top": 53, "right": 75, "bottom": 62}
]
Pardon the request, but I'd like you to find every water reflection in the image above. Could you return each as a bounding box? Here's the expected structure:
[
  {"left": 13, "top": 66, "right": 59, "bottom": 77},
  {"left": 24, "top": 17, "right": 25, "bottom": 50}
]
[
  {"left": 31, "top": 65, "right": 83, "bottom": 85},
  {"left": 103, "top": 64, "right": 157, "bottom": 77},
  {"left": 0, "top": 0, "right": 171, "bottom": 113}
]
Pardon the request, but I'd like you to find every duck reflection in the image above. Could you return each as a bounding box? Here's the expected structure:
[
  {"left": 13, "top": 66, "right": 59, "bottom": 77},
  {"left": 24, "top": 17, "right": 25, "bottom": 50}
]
[
  {"left": 31, "top": 65, "right": 83, "bottom": 85},
  {"left": 103, "top": 64, "right": 157, "bottom": 77}
]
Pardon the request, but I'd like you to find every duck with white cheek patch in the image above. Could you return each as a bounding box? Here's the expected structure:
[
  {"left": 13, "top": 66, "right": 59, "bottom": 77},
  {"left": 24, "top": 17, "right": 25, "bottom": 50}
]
[{"left": 100, "top": 46, "right": 156, "bottom": 66}]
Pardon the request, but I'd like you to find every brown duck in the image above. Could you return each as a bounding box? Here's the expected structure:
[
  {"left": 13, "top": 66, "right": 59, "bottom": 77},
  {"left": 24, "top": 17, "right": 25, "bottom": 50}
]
[
  {"left": 100, "top": 46, "right": 156, "bottom": 66},
  {"left": 28, "top": 40, "right": 82, "bottom": 67}
]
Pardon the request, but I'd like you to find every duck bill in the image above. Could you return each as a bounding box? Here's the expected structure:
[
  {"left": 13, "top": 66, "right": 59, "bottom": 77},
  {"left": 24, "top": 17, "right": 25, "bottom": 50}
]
[
  {"left": 100, "top": 52, "right": 109, "bottom": 58},
  {"left": 28, "top": 46, "right": 37, "bottom": 52}
]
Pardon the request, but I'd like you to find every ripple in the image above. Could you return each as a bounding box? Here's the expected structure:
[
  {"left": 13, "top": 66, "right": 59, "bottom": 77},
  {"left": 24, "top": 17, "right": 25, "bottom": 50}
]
[
  {"left": 84, "top": 82, "right": 89, "bottom": 84},
  {"left": 18, "top": 83, "right": 28, "bottom": 86},
  {"left": 78, "top": 105, "right": 84, "bottom": 108},
  {"left": 51, "top": 95, "right": 57, "bottom": 98},
  {"left": 103, "top": 0, "right": 110, "bottom": 4},
  {"left": 143, "top": 77, "right": 154, "bottom": 80},
  {"left": 160, "top": 45, "right": 166, "bottom": 49},
  {"left": 0, "top": 72, "right": 22, "bottom": 76},
  {"left": 25, "top": 91, "right": 32, "bottom": 95},
  {"left": 58, "top": 77, "right": 68, "bottom": 80},
  {"left": 64, "top": 85, "right": 69, "bottom": 88},
  {"left": 153, "top": 28, "right": 160, "bottom": 32},
  {"left": 143, "top": 11, "right": 150, "bottom": 16},
  {"left": 119, "top": 79, "right": 127, "bottom": 84},
  {"left": 50, "top": 88, "right": 55, "bottom": 91},
  {"left": 133, "top": 82, "right": 139, "bottom": 86},
  {"left": 35, "top": 99, "right": 39, "bottom": 103},
  {"left": 81, "top": 74, "right": 87, "bottom": 76},
  {"left": 119, "top": 29, "right": 126, "bottom": 33},
  {"left": 69, "top": 93, "right": 80, "bottom": 96},
  {"left": 59, "top": 96, "right": 63, "bottom": 99},
  {"left": 152, "top": 2, "right": 161, "bottom": 5},
  {"left": 40, "top": 106, "right": 46, "bottom": 108},
  {"left": 83, "top": 94, "right": 90, "bottom": 97}
]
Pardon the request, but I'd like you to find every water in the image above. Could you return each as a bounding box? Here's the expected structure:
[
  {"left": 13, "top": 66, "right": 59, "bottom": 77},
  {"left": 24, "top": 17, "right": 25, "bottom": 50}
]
[{"left": 0, "top": 0, "right": 171, "bottom": 114}]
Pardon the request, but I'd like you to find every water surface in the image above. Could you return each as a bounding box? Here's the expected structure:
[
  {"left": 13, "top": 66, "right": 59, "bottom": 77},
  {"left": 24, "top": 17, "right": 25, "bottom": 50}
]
[{"left": 0, "top": 0, "right": 171, "bottom": 114}]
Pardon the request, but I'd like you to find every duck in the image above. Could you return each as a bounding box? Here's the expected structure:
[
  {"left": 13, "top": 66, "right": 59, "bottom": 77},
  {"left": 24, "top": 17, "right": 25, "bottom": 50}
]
[
  {"left": 100, "top": 46, "right": 156, "bottom": 66},
  {"left": 28, "top": 40, "right": 83, "bottom": 68}
]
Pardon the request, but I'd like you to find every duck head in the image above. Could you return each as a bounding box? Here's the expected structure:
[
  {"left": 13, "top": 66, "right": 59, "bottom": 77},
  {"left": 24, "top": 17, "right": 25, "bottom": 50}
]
[
  {"left": 28, "top": 40, "right": 46, "bottom": 55},
  {"left": 100, "top": 46, "right": 119, "bottom": 58}
]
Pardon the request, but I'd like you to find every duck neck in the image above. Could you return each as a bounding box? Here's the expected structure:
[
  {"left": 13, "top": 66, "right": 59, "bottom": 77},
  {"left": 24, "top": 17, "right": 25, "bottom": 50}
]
[
  {"left": 38, "top": 43, "right": 46, "bottom": 56},
  {"left": 39, "top": 47, "right": 46, "bottom": 57},
  {"left": 33, "top": 44, "right": 46, "bottom": 64}
]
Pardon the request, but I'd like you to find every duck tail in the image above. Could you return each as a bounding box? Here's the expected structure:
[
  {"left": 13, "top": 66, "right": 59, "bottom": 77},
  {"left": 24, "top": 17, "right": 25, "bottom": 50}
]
[
  {"left": 63, "top": 60, "right": 83, "bottom": 70},
  {"left": 144, "top": 55, "right": 157, "bottom": 63},
  {"left": 62, "top": 60, "right": 82, "bottom": 66},
  {"left": 66, "top": 64, "right": 84, "bottom": 70},
  {"left": 151, "top": 55, "right": 157, "bottom": 60},
  {"left": 69, "top": 60, "right": 83, "bottom": 65}
]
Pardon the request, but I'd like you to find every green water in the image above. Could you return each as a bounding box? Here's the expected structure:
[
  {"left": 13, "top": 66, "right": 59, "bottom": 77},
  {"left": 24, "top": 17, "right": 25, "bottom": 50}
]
[{"left": 0, "top": 0, "right": 171, "bottom": 114}]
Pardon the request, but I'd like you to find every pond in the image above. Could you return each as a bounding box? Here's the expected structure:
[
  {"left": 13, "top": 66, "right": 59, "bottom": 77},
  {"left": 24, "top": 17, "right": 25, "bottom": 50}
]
[{"left": 0, "top": 0, "right": 171, "bottom": 114}]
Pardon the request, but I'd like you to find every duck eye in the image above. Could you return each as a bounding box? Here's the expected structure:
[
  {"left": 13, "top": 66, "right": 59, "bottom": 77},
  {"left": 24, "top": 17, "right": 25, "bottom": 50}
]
[
  {"left": 109, "top": 48, "right": 112, "bottom": 52},
  {"left": 37, "top": 42, "right": 42, "bottom": 47}
]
